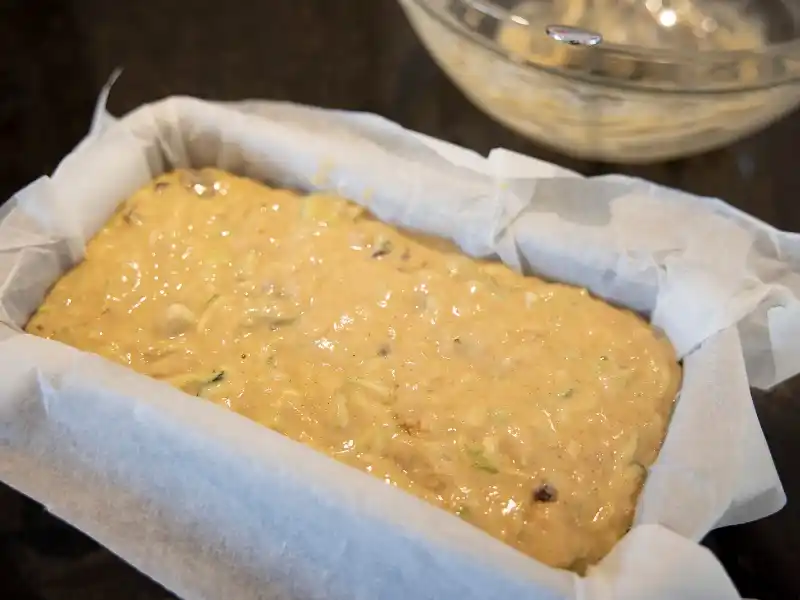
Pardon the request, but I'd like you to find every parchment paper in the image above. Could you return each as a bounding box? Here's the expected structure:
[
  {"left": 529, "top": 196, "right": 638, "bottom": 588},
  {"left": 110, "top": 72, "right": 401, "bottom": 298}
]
[{"left": 2, "top": 90, "right": 799, "bottom": 600}]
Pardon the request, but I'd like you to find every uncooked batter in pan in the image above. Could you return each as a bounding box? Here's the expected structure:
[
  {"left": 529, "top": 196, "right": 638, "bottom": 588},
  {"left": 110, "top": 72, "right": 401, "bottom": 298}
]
[{"left": 26, "top": 168, "right": 680, "bottom": 571}]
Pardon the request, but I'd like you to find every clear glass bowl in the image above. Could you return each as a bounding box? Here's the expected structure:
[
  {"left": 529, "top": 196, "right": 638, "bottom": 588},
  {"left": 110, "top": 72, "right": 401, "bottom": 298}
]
[{"left": 399, "top": 0, "right": 800, "bottom": 162}]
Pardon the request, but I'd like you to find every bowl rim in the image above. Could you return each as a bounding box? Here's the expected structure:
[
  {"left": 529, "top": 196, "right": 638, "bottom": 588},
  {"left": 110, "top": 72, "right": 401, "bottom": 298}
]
[{"left": 403, "top": 0, "right": 800, "bottom": 91}]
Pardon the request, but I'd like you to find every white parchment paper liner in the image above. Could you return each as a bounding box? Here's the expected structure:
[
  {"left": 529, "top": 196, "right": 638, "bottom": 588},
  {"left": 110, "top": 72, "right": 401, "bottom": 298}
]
[{"left": 2, "top": 92, "right": 799, "bottom": 600}]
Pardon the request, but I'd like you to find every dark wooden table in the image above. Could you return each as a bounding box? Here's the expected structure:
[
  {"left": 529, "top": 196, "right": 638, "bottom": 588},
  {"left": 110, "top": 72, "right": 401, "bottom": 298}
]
[{"left": 2, "top": 1, "right": 799, "bottom": 598}]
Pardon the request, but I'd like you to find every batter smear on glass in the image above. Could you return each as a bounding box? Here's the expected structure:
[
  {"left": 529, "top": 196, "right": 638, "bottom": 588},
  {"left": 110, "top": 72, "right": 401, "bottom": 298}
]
[{"left": 26, "top": 168, "right": 681, "bottom": 572}]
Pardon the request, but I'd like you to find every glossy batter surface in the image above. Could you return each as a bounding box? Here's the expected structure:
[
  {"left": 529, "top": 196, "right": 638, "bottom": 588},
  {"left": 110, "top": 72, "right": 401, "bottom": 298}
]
[{"left": 26, "top": 169, "right": 680, "bottom": 571}]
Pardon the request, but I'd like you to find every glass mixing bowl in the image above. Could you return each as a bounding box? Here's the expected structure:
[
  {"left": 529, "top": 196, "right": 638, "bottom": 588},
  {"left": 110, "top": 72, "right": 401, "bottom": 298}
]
[{"left": 398, "top": 0, "right": 800, "bottom": 162}]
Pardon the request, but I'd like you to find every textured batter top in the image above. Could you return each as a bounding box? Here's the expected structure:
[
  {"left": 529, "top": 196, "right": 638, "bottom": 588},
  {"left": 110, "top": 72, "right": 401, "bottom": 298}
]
[{"left": 26, "top": 168, "right": 680, "bottom": 572}]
